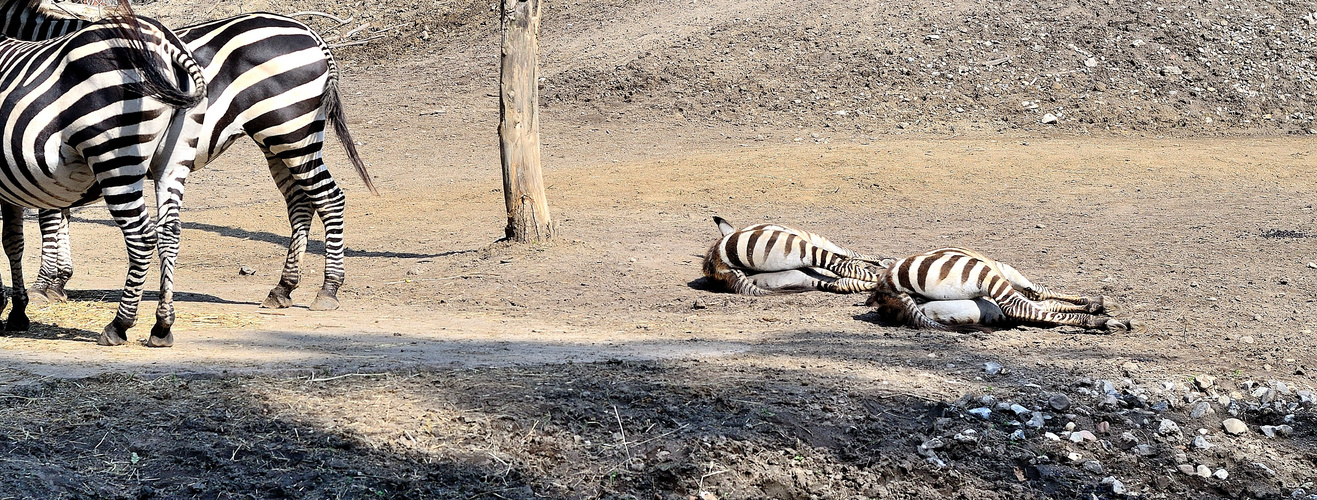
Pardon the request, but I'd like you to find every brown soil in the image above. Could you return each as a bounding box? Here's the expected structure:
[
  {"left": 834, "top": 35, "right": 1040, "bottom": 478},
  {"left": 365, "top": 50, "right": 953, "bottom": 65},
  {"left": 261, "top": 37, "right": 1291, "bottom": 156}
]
[{"left": 0, "top": 0, "right": 1314, "bottom": 498}]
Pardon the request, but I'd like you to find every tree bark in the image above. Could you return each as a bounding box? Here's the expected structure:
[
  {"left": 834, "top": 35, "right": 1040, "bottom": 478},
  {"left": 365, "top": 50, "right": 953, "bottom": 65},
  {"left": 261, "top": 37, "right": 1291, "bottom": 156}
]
[{"left": 499, "top": 0, "right": 555, "bottom": 243}]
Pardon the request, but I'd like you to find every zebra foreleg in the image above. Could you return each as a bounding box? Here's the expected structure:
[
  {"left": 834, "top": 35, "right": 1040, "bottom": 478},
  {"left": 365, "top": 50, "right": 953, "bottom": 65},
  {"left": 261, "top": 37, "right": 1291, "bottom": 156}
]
[
  {"left": 0, "top": 203, "right": 28, "bottom": 332},
  {"left": 992, "top": 261, "right": 1109, "bottom": 313},
  {"left": 996, "top": 294, "right": 1129, "bottom": 332},
  {"left": 28, "top": 209, "right": 72, "bottom": 304}
]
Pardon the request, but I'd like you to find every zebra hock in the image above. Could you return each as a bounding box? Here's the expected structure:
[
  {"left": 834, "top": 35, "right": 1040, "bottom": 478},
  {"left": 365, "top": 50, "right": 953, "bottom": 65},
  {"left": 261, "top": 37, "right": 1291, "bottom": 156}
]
[
  {"left": 0, "top": 13, "right": 208, "bottom": 347},
  {"left": 866, "top": 247, "right": 1131, "bottom": 332},
  {"left": 702, "top": 216, "right": 894, "bottom": 295},
  {"left": 3, "top": 0, "right": 376, "bottom": 311}
]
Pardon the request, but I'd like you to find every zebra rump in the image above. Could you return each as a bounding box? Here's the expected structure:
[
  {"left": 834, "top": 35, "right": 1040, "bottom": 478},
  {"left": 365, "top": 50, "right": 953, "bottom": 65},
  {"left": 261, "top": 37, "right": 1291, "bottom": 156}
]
[{"left": 702, "top": 216, "right": 888, "bottom": 295}]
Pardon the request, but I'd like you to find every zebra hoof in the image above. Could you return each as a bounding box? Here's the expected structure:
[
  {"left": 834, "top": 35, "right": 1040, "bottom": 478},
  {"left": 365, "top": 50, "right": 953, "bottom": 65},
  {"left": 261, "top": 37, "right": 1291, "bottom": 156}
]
[
  {"left": 262, "top": 287, "right": 293, "bottom": 309},
  {"left": 1096, "top": 296, "right": 1120, "bottom": 315},
  {"left": 309, "top": 292, "right": 340, "bottom": 312},
  {"left": 1104, "top": 319, "right": 1130, "bottom": 333},
  {"left": 4, "top": 313, "right": 29, "bottom": 332},
  {"left": 98, "top": 323, "right": 130, "bottom": 346},
  {"left": 146, "top": 324, "right": 174, "bottom": 348}
]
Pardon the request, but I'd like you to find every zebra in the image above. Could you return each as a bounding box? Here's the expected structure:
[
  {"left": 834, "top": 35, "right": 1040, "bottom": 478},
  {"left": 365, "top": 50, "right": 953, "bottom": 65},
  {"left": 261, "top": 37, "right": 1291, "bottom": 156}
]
[
  {"left": 2, "top": 0, "right": 377, "bottom": 311},
  {"left": 0, "top": 12, "right": 209, "bottom": 346},
  {"left": 866, "top": 247, "right": 1130, "bottom": 332},
  {"left": 702, "top": 216, "right": 894, "bottom": 295}
]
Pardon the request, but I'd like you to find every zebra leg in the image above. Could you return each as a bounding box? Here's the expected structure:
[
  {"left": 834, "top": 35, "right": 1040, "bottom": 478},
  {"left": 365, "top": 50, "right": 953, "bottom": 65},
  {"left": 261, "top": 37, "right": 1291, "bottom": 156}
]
[
  {"left": 145, "top": 166, "right": 191, "bottom": 348},
  {"left": 996, "top": 293, "right": 1129, "bottom": 332},
  {"left": 99, "top": 194, "right": 155, "bottom": 346},
  {"left": 258, "top": 122, "right": 349, "bottom": 312},
  {"left": 993, "top": 261, "right": 1108, "bottom": 313},
  {"left": 815, "top": 277, "right": 880, "bottom": 293},
  {"left": 823, "top": 258, "right": 881, "bottom": 282},
  {"left": 28, "top": 209, "right": 73, "bottom": 304},
  {"left": 0, "top": 203, "right": 27, "bottom": 332},
  {"left": 718, "top": 268, "right": 775, "bottom": 296},
  {"left": 261, "top": 161, "right": 311, "bottom": 309}
]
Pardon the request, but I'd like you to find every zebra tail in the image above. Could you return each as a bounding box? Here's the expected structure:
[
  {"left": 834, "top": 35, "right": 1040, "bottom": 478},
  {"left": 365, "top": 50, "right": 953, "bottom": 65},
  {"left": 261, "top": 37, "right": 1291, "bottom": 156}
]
[
  {"left": 322, "top": 64, "right": 379, "bottom": 196},
  {"left": 102, "top": 15, "right": 205, "bottom": 108}
]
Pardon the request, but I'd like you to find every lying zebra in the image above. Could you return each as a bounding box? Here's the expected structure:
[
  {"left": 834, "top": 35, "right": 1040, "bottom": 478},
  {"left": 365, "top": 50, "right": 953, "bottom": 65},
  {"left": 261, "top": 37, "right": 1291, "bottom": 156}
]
[
  {"left": 701, "top": 217, "right": 893, "bottom": 295},
  {"left": 867, "top": 247, "right": 1130, "bottom": 332}
]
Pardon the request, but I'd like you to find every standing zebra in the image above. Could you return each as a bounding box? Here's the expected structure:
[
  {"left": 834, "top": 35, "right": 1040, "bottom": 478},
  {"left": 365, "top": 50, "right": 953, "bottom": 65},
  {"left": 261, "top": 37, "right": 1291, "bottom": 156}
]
[
  {"left": 0, "top": 12, "right": 208, "bottom": 346},
  {"left": 702, "top": 216, "right": 894, "bottom": 295},
  {"left": 867, "top": 247, "right": 1130, "bottom": 332},
  {"left": 1, "top": 0, "right": 377, "bottom": 311}
]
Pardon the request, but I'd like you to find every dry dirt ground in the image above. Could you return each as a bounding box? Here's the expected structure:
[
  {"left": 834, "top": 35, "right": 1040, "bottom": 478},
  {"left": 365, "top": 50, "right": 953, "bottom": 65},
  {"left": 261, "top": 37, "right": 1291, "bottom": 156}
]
[{"left": 0, "top": 0, "right": 1314, "bottom": 499}]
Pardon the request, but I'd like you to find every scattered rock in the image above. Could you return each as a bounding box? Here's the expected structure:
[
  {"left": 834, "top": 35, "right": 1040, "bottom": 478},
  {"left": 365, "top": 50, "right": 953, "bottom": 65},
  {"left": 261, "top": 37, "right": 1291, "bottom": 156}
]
[
  {"left": 1223, "top": 418, "right": 1248, "bottom": 435},
  {"left": 1083, "top": 460, "right": 1104, "bottom": 474},
  {"left": 1009, "top": 404, "right": 1031, "bottom": 417},
  {"left": 1196, "top": 464, "right": 1211, "bottom": 478},
  {"left": 1162, "top": 65, "right": 1184, "bottom": 76},
  {"left": 1178, "top": 464, "right": 1196, "bottom": 475},
  {"left": 1192, "top": 435, "right": 1214, "bottom": 449},
  {"left": 1190, "top": 401, "right": 1213, "bottom": 418},
  {"left": 691, "top": 300, "right": 707, "bottom": 310},
  {"left": 238, "top": 266, "right": 256, "bottom": 276},
  {"left": 967, "top": 407, "right": 991, "bottom": 419},
  {"left": 1158, "top": 419, "right": 1181, "bottom": 436},
  {"left": 1049, "top": 394, "right": 1071, "bottom": 411},
  {"left": 1026, "top": 413, "right": 1046, "bottom": 429},
  {"left": 1132, "top": 444, "right": 1156, "bottom": 456},
  {"left": 1040, "top": 113, "right": 1059, "bottom": 124},
  {"left": 1213, "top": 468, "right": 1228, "bottom": 480},
  {"left": 1044, "top": 432, "right": 1061, "bottom": 441},
  {"left": 1260, "top": 425, "right": 1294, "bottom": 438},
  {"left": 1195, "top": 375, "right": 1215, "bottom": 390},
  {"left": 1096, "top": 421, "right": 1110, "bottom": 434},
  {"left": 1085, "top": 57, "right": 1098, "bottom": 68}
]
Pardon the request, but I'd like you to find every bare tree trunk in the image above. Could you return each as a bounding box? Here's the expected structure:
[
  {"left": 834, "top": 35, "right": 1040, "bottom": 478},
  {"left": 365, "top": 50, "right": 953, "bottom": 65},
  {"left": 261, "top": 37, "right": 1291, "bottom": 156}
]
[{"left": 499, "top": 0, "right": 555, "bottom": 243}]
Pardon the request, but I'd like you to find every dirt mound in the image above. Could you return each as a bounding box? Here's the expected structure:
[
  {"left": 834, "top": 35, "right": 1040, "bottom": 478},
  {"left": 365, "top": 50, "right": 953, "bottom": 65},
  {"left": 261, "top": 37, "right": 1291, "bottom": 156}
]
[{"left": 145, "top": 0, "right": 1315, "bottom": 137}]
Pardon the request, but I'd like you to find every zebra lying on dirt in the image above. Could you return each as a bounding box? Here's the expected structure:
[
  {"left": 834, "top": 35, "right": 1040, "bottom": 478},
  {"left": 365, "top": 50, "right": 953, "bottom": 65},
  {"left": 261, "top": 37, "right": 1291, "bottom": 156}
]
[
  {"left": 866, "top": 247, "right": 1130, "bottom": 332},
  {"left": 701, "top": 216, "right": 894, "bottom": 295}
]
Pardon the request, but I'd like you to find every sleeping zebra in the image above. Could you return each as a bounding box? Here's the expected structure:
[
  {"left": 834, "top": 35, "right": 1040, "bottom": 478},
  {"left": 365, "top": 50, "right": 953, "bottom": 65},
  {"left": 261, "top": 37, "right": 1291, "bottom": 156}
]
[
  {"left": 867, "top": 247, "right": 1130, "bottom": 332},
  {"left": 702, "top": 216, "right": 894, "bottom": 295},
  {"left": 0, "top": 11, "right": 208, "bottom": 346},
  {"left": 2, "top": 0, "right": 376, "bottom": 312}
]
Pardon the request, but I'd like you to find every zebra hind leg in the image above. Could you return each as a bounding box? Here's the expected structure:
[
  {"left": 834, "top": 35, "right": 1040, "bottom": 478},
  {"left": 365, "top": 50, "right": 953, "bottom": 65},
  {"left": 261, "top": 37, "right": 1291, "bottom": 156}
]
[
  {"left": 1, "top": 204, "right": 28, "bottom": 332},
  {"left": 28, "top": 209, "right": 72, "bottom": 304},
  {"left": 997, "top": 293, "right": 1125, "bottom": 332}
]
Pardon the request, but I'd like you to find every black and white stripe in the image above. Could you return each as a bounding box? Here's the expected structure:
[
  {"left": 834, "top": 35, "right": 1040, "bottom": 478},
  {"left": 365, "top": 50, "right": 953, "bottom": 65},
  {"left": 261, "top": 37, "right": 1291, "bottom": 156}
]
[
  {"left": 3, "top": 1, "right": 376, "bottom": 311},
  {"left": 0, "top": 13, "right": 208, "bottom": 346},
  {"left": 702, "top": 216, "right": 891, "bottom": 295},
  {"left": 868, "top": 247, "right": 1127, "bottom": 331}
]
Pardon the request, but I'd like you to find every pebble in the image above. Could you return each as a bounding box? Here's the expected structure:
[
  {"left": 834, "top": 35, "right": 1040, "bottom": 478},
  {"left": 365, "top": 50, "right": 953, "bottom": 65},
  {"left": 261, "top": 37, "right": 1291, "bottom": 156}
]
[
  {"left": 1192, "top": 435, "right": 1214, "bottom": 449},
  {"left": 1040, "top": 113, "right": 1058, "bottom": 124},
  {"left": 1009, "top": 429, "right": 1025, "bottom": 440},
  {"left": 1110, "top": 479, "right": 1126, "bottom": 495},
  {"left": 1178, "top": 464, "right": 1196, "bottom": 475},
  {"left": 1213, "top": 468, "right": 1228, "bottom": 480},
  {"left": 1196, "top": 464, "right": 1211, "bottom": 478},
  {"left": 1223, "top": 418, "right": 1248, "bottom": 435},
  {"left": 1195, "top": 375, "right": 1215, "bottom": 390},
  {"left": 1158, "top": 419, "right": 1181, "bottom": 436},
  {"left": 1190, "top": 401, "right": 1213, "bottom": 418},
  {"left": 1065, "top": 422, "right": 1076, "bottom": 431},
  {"left": 1085, "top": 57, "right": 1098, "bottom": 68},
  {"left": 1010, "top": 404, "right": 1031, "bottom": 417},
  {"left": 1298, "top": 390, "right": 1315, "bottom": 404},
  {"left": 1261, "top": 425, "right": 1294, "bottom": 438},
  {"left": 1132, "top": 444, "right": 1156, "bottom": 456},
  {"left": 1241, "top": 335, "right": 1255, "bottom": 343},
  {"left": 1049, "top": 394, "right": 1071, "bottom": 411},
  {"left": 1096, "top": 421, "right": 1110, "bottom": 434},
  {"left": 1067, "top": 452, "right": 1083, "bottom": 463},
  {"left": 1083, "top": 460, "right": 1104, "bottom": 474},
  {"left": 1273, "top": 381, "right": 1291, "bottom": 394},
  {"left": 1026, "top": 413, "right": 1046, "bottom": 429},
  {"left": 691, "top": 299, "right": 707, "bottom": 310},
  {"left": 1163, "top": 65, "right": 1184, "bottom": 75},
  {"left": 238, "top": 266, "right": 256, "bottom": 276},
  {"left": 1044, "top": 432, "right": 1060, "bottom": 441}
]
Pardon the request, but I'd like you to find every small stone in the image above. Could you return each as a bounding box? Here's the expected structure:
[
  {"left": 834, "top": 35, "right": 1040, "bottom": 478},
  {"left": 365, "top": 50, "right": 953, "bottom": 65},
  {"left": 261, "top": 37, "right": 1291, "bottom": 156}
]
[
  {"left": 1096, "top": 421, "right": 1110, "bottom": 434},
  {"left": 1070, "top": 432, "right": 1085, "bottom": 443},
  {"left": 1010, "top": 429, "right": 1025, "bottom": 440},
  {"left": 1261, "top": 425, "right": 1278, "bottom": 438},
  {"left": 1085, "top": 57, "right": 1098, "bottom": 68},
  {"left": 1065, "top": 422, "right": 1076, "bottom": 431},
  {"left": 1083, "top": 460, "right": 1105, "bottom": 474},
  {"left": 1041, "top": 113, "right": 1059, "bottom": 124},
  {"left": 1131, "top": 39, "right": 1146, "bottom": 47},
  {"left": 1195, "top": 375, "right": 1215, "bottom": 390},
  {"left": 1026, "top": 413, "right": 1046, "bottom": 429},
  {"left": 238, "top": 266, "right": 256, "bottom": 276},
  {"left": 1049, "top": 394, "right": 1071, "bottom": 411},
  {"left": 1158, "top": 419, "right": 1181, "bottom": 436},
  {"left": 1223, "top": 418, "right": 1247, "bottom": 435},
  {"left": 1196, "top": 464, "right": 1211, "bottom": 477},
  {"left": 1162, "top": 65, "right": 1183, "bottom": 76},
  {"left": 1111, "top": 479, "right": 1126, "bottom": 495},
  {"left": 1067, "top": 452, "right": 1083, "bottom": 463},
  {"left": 1241, "top": 335, "right": 1255, "bottom": 343},
  {"left": 1077, "top": 430, "right": 1097, "bottom": 442},
  {"left": 691, "top": 300, "right": 707, "bottom": 310},
  {"left": 406, "top": 267, "right": 424, "bottom": 276},
  {"left": 1132, "top": 444, "right": 1156, "bottom": 456},
  {"left": 1273, "top": 381, "right": 1291, "bottom": 394},
  {"left": 1010, "top": 404, "right": 1031, "bottom": 417},
  {"left": 1119, "top": 431, "right": 1138, "bottom": 444},
  {"left": 1192, "top": 435, "right": 1214, "bottom": 449},
  {"left": 1299, "top": 390, "right": 1315, "bottom": 404},
  {"left": 1277, "top": 425, "right": 1294, "bottom": 437},
  {"left": 1044, "top": 432, "right": 1060, "bottom": 441},
  {"left": 983, "top": 361, "right": 1003, "bottom": 375},
  {"left": 967, "top": 407, "right": 991, "bottom": 419},
  {"left": 1178, "top": 464, "right": 1196, "bottom": 475},
  {"left": 1213, "top": 468, "right": 1228, "bottom": 480},
  {"left": 1190, "top": 401, "right": 1213, "bottom": 418}
]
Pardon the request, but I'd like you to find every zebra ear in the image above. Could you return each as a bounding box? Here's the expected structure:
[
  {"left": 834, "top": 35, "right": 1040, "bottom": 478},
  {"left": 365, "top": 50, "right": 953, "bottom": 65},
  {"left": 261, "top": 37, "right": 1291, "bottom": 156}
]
[{"left": 713, "top": 216, "right": 736, "bottom": 236}]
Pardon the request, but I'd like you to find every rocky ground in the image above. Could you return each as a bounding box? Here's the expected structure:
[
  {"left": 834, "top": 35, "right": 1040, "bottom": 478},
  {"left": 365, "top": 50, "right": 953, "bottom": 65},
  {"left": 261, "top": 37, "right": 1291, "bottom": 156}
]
[{"left": 0, "top": 0, "right": 1312, "bottom": 498}]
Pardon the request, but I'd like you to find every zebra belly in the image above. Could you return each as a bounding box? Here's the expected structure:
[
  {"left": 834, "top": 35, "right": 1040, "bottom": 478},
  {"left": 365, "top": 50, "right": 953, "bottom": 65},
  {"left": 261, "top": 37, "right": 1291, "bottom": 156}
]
[
  {"left": 750, "top": 252, "right": 815, "bottom": 272},
  {"left": 0, "top": 147, "right": 97, "bottom": 208},
  {"left": 919, "top": 299, "right": 1005, "bottom": 325},
  {"left": 748, "top": 269, "right": 828, "bottom": 292},
  {"left": 915, "top": 279, "right": 989, "bottom": 301}
]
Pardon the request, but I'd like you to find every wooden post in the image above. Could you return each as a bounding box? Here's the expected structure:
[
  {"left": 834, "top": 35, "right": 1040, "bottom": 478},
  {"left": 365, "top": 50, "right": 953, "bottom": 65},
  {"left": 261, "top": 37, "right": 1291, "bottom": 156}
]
[{"left": 499, "top": 0, "right": 555, "bottom": 243}]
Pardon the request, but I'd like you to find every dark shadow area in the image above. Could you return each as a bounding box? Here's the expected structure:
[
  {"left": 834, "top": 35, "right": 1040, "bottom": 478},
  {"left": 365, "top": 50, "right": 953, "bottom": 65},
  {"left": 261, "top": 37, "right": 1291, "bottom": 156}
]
[
  {"left": 61, "top": 289, "right": 256, "bottom": 306},
  {"left": 69, "top": 216, "right": 475, "bottom": 260}
]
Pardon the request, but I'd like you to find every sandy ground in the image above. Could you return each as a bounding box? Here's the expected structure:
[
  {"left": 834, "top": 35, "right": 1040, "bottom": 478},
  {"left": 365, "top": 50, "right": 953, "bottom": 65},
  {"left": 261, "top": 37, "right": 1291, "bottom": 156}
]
[{"left": 0, "top": 0, "right": 1313, "bottom": 498}]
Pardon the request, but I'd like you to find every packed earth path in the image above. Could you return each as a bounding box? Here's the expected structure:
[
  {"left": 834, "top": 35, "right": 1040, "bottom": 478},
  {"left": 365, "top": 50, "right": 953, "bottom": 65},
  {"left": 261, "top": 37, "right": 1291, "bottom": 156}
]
[{"left": 0, "top": 0, "right": 1314, "bottom": 498}]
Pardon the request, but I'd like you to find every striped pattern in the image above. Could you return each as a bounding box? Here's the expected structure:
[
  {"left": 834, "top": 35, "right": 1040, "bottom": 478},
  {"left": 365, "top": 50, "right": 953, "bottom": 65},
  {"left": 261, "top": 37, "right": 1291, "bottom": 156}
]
[
  {"left": 0, "top": 14, "right": 208, "bottom": 346},
  {"left": 702, "top": 216, "right": 891, "bottom": 295},
  {"left": 871, "top": 247, "right": 1126, "bottom": 331},
  {"left": 3, "top": 2, "right": 375, "bottom": 311}
]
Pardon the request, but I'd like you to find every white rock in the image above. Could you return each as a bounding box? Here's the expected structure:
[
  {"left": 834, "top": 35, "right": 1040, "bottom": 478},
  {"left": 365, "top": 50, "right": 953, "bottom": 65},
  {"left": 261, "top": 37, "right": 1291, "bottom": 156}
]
[
  {"left": 1044, "top": 432, "right": 1061, "bottom": 441},
  {"left": 1163, "top": 66, "right": 1184, "bottom": 76},
  {"left": 1196, "top": 464, "right": 1211, "bottom": 477},
  {"left": 1213, "top": 468, "right": 1228, "bottom": 480},
  {"left": 1192, "top": 435, "right": 1214, "bottom": 449},
  {"left": 1159, "top": 419, "right": 1181, "bottom": 435},
  {"left": 968, "top": 407, "right": 991, "bottom": 419},
  {"left": 1085, "top": 57, "right": 1098, "bottom": 68},
  {"left": 1223, "top": 418, "right": 1248, "bottom": 435},
  {"left": 1041, "top": 113, "right": 1059, "bottom": 124},
  {"left": 983, "top": 361, "right": 1003, "bottom": 375}
]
